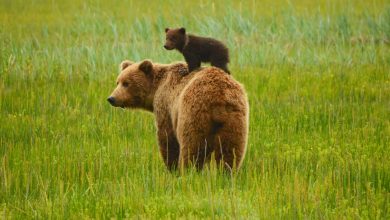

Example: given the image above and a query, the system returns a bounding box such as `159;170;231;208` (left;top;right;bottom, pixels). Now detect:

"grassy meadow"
1;0;389;218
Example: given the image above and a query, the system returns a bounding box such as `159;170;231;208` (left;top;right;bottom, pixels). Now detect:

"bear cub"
164;27;230;75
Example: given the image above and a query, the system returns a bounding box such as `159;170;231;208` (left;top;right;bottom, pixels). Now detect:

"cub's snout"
164;44;173;50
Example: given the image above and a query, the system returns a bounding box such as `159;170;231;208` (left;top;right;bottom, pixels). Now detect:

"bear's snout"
164;44;173;50
107;96;116;106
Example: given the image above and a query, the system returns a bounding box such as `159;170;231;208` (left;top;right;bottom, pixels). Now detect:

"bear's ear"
165;28;170;33
138;60;153;75
179;27;186;34
120;60;134;71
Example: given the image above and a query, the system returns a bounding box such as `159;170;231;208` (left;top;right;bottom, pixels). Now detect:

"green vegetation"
1;0;389;218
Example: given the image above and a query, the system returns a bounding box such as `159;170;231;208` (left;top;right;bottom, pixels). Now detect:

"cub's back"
187;35;229;57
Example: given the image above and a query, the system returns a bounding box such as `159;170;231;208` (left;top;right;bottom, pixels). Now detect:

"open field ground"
1;0;389;218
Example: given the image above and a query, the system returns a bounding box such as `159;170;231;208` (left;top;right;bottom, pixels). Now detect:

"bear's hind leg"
211;60;230;74
176;122;213;171
178;135;213;170
212;114;247;171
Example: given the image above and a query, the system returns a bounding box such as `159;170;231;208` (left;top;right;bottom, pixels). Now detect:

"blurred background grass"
1;0;389;218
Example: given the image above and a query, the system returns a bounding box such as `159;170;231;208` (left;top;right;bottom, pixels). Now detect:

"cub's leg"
211;60;230;74
184;53;201;73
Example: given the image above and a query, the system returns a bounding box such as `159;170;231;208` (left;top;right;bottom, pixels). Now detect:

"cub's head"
107;60;154;111
164;27;187;51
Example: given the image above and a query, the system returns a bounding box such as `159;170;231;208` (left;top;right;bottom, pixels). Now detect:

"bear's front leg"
157;129;180;171
184;53;201;73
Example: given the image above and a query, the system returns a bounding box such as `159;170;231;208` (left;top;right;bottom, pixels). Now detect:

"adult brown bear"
107;60;248;171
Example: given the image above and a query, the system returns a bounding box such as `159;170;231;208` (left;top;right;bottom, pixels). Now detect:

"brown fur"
164;27;230;74
108;60;248;172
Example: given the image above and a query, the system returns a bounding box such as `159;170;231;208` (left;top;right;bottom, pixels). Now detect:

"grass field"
1;0;389;218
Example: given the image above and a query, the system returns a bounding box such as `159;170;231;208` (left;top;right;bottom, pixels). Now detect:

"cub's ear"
138;60;153;75
120;60;134;71
179;27;186;34
165;28;170;33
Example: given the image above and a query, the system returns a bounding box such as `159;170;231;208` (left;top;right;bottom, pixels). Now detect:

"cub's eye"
123;82;129;87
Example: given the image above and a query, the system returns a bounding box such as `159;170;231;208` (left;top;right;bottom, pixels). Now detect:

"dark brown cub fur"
164;27;230;75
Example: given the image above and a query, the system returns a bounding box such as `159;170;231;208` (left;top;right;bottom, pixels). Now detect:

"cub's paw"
179;68;189;76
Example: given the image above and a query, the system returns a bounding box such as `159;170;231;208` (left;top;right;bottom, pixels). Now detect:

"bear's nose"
164;45;168;49
107;96;116;105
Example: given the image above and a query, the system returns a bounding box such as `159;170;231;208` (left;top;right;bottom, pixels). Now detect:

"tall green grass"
1;0;389;218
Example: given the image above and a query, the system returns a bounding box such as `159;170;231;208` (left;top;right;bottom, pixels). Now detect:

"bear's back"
174;67;247;124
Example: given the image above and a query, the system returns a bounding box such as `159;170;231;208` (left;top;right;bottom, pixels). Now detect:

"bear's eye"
123;82;129;87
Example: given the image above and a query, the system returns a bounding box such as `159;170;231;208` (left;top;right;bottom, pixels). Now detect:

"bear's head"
164;27;187;51
107;60;154;111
